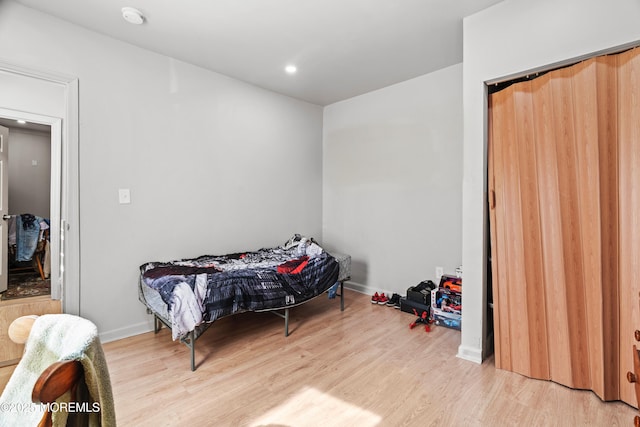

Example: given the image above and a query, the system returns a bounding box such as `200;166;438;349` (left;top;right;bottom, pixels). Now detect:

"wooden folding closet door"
618;47;640;406
488;47;640;406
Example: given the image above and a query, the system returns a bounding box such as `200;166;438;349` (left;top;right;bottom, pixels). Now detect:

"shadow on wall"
350;259;368;287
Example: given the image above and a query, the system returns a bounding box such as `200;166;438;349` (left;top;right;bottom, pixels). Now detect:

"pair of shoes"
371;292;389;305
385;293;401;309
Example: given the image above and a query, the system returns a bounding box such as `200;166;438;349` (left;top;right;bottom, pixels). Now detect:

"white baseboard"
99;319;154;343
344;281;395;298
457;344;483;364
343;281;369;294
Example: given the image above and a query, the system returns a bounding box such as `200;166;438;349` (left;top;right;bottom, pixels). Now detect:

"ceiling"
0;117;50;133
14;0;503;106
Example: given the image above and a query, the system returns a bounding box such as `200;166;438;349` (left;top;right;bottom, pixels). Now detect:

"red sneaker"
371;292;380;304
377;293;389;305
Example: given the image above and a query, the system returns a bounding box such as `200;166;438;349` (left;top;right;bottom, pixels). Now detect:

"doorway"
0;112;61;304
0;119;52;301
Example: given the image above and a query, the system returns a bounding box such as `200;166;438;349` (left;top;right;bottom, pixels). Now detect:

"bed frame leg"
284;308;289;337
154;315;161;333
340;281;344;311
189;330;196;371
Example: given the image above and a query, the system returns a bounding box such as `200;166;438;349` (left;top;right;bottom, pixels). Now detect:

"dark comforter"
140;238;340;339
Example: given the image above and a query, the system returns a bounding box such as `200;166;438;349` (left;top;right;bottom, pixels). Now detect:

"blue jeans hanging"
16;215;40;262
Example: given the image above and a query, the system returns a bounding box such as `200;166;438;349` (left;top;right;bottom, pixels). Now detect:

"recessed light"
285;65;297;74
122;7;145;25
16;120;26;124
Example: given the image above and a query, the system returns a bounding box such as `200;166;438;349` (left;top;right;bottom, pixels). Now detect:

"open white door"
0;125;8;294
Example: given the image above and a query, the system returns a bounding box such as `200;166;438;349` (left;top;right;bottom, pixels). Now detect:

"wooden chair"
32;361;85;427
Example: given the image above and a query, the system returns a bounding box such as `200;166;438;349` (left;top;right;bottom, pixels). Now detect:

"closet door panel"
618;47;640;406
487;97;506;370
530;73;572;385
501;88;528;376
594;55;620;400
491;86;532;376
548;67;591;389
513;84;549;379
571;59;606;395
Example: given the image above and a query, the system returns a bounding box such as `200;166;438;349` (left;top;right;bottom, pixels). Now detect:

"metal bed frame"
142;278;347;371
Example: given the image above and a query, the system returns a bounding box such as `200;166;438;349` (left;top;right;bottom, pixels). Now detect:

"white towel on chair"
0;314;116;426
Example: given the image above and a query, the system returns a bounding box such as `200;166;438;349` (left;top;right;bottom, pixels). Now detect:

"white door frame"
0;61;80;315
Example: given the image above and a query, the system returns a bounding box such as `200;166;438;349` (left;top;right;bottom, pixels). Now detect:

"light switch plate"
118;188;131;204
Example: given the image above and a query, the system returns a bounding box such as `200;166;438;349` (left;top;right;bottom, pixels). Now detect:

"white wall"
0;1;324;340
323;64;463;298
8;128;51;218
462;0;640;362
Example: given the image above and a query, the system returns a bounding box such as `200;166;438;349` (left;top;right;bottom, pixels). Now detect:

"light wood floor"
2;290;637;426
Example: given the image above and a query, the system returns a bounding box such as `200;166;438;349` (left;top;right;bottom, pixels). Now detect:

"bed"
138;235;351;370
